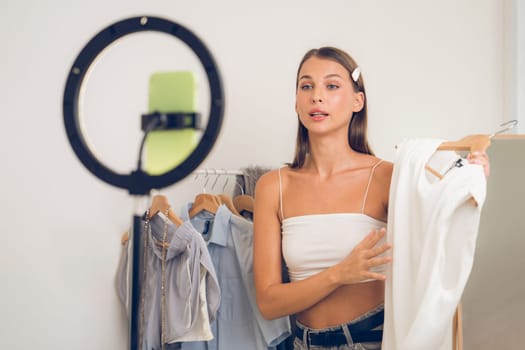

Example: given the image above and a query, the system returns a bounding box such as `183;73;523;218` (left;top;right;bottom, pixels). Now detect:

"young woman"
253;47;490;350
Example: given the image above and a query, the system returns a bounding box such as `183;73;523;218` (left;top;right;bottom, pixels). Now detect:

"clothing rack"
192;169;245;193
193;168;244;176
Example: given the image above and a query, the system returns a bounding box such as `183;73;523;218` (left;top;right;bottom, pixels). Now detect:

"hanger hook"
202;171;211;193
491;119;518;138
222;175;230;194
234;181;245;196
211;170;221;192
234;171;245;196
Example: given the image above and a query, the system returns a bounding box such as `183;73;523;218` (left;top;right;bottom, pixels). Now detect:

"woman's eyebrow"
298;73;344;80
325;73;344;79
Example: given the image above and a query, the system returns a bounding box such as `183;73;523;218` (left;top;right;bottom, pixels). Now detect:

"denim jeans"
292;304;383;350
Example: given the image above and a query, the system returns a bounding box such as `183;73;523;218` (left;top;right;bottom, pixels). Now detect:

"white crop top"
279;161;386;282
282;213;386;281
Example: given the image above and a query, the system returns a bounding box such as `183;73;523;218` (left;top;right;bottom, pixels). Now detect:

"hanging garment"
116;213;220;350
232;166;273;197
382;138;487;350
180;204;291;350
229;209;292;347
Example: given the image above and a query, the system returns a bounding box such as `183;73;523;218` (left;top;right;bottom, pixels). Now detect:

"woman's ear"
352;92;365;112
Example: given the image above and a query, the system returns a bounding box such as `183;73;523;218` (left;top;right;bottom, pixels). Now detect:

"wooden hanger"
426;134;492;179
189;193;221;218
230;179;253;215
453;303;463;350
149;194;183;226
425;135;492;208
215;175;243;216
189;193;244;218
438;119;518;152
121;194;183;245
190;169;252;218
233;194;254;214
148;194;184;248
121;231;130;245
437;134;491;153
217;193;242;216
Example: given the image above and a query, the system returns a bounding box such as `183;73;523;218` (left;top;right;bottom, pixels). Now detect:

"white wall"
503;0;524;133
2;0;511;349
517;0;525;132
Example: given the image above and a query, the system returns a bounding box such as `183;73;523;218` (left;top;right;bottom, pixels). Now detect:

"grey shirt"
116;213;220;350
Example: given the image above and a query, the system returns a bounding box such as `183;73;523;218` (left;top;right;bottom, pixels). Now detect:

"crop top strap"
361;159;384;213
278;167;284;221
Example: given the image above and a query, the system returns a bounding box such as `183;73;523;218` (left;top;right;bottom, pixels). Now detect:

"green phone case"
144;71;199;175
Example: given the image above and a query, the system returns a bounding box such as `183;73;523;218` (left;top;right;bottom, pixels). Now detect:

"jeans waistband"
294;309;384;347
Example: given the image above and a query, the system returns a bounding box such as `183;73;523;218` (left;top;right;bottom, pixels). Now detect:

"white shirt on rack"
382;138;486;350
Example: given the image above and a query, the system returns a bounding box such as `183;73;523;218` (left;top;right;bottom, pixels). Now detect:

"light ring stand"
63;15;224;195
62;16;224;350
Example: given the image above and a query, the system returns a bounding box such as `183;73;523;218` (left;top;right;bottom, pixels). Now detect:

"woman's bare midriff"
296;280;384;329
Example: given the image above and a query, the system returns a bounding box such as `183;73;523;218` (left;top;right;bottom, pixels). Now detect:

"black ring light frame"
63;15;224;195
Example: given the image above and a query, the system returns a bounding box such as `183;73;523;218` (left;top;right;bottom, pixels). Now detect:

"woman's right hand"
333;228;392;284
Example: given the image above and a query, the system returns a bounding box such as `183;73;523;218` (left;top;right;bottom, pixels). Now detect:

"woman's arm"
253;170;391;320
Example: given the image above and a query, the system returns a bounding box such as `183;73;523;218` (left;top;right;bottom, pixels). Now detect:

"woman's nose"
312;91;323;103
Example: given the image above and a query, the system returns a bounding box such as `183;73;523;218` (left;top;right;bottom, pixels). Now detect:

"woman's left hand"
467;151;490;177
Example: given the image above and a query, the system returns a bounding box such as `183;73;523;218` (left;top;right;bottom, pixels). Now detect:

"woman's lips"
309;111;329;121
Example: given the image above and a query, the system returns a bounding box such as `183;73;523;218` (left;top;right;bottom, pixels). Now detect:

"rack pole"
129;213;143;349
128;196;148;350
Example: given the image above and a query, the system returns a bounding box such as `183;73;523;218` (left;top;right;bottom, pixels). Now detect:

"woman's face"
295;56;363;136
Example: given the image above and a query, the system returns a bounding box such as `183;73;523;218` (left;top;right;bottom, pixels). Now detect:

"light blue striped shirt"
180;204;291;350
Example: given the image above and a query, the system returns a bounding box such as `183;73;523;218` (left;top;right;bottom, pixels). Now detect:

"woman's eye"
327;84;339;90
300;84;313;90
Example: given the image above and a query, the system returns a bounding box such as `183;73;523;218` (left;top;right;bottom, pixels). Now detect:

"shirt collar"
182;202;232;247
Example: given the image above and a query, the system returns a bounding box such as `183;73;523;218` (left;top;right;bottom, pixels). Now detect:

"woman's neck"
305;135;361;177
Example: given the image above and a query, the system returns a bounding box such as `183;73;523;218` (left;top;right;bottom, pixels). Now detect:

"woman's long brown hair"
289;47;373;168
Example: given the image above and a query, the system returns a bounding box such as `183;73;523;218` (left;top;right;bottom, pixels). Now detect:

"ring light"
63;16;224;194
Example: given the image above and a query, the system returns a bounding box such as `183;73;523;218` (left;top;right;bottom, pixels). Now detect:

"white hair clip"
351;67;361;82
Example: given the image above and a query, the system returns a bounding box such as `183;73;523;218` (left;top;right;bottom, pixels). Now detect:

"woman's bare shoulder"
361;155;393;177
374;157;394;184
374;159;394;205
255;166;289;193
254;166;290;216
375;159;393;182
